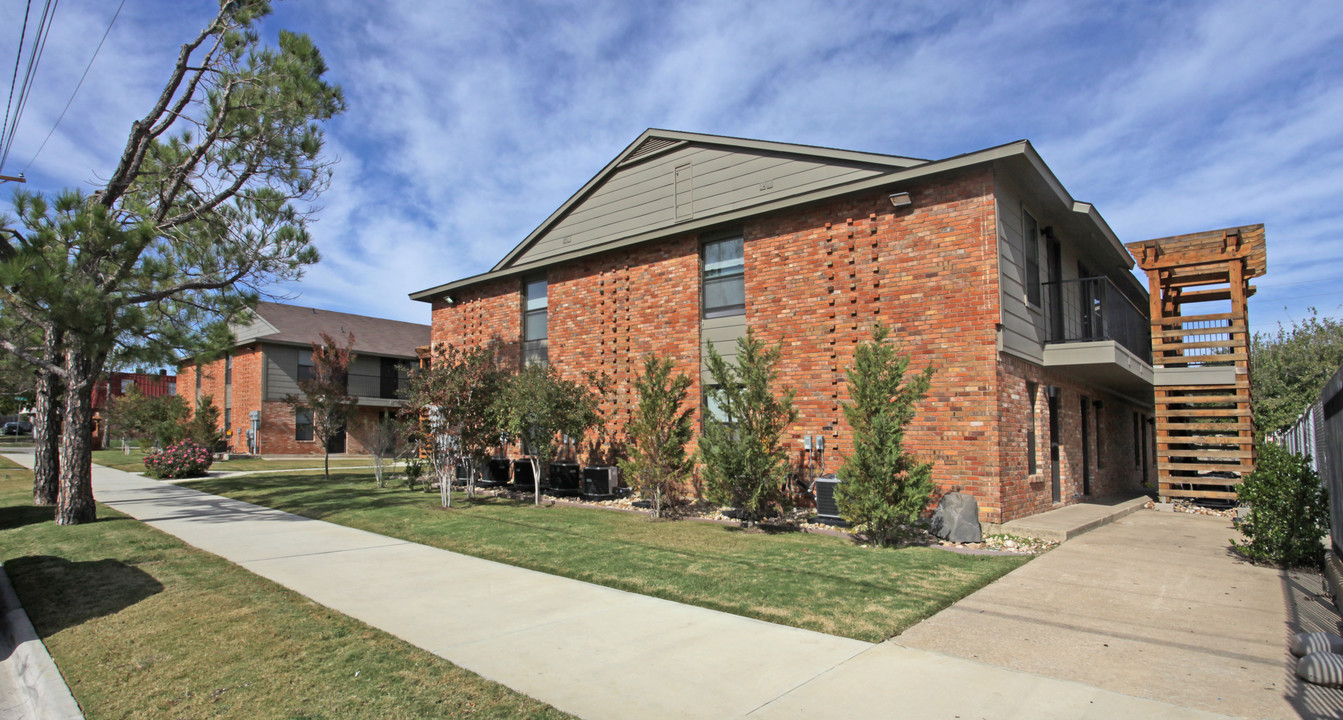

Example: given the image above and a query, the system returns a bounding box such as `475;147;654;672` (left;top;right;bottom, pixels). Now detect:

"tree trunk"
32;328;64;506
323;447;330;481
532;458;541;506
56;340;96;525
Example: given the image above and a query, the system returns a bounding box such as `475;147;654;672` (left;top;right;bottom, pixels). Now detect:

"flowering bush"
144;440;214;479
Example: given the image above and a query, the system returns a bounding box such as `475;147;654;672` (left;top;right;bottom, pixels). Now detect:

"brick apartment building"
92;370;177;449
178;302;430;456
411;130;1159;524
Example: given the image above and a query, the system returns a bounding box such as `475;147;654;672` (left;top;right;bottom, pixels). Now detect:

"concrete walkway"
3;455;1233;719
986;492;1151;542
899;510;1338;719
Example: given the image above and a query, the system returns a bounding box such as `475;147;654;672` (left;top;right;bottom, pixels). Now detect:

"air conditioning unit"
480;458;511;486
513;459;538;489
582;465;619;498
454;462;471;486
549;462;582;495
810;474;844;524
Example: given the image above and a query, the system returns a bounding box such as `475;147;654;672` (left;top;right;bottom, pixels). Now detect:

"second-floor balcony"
1040;276;1153;394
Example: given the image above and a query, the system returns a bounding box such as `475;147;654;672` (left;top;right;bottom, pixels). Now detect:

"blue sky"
2;0;1341;337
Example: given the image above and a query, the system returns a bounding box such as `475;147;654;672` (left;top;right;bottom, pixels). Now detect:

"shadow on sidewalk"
1281;570;1343;719
5;555;163;638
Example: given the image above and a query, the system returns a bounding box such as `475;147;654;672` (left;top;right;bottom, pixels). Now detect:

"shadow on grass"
5;555;164;636
0;503;53;530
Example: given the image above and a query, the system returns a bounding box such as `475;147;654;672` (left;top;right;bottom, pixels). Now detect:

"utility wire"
0;0;60;174
1;0;35;165
22;0;125;173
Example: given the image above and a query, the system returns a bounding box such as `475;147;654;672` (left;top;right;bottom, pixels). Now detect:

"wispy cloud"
4;0;1342;336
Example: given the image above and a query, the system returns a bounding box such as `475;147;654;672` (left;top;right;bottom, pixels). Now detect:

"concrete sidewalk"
900;510;1333;719
3;454;1230;719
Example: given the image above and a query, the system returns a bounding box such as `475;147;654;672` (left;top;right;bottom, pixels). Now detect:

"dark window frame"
1023;208;1042;309
295;408;313;442
297;351;315;382
522;276;548;365
702;234;745;319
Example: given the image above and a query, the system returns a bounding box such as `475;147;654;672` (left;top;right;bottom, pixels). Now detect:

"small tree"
285;332;357;480
400;344;507;507
834;323;936;546
700;330;797;526
1234;442;1330;568
1251;309;1343;436
347;414;403;488
105;386;190;450
183;394;225;451
494;363;602;506
621;355;695;518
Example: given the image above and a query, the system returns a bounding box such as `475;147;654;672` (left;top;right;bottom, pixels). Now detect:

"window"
703;235;745;318
195;367;201;400
522;277;548;365
1023;210;1041;308
295;409;313;442
298;351;314;382
225;354;233;385
1026;381;1038;475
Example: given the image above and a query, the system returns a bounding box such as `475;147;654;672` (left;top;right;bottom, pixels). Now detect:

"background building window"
703;236;745;318
1023;210;1041;308
523;277;548;365
298;351;314;382
295;409;313;441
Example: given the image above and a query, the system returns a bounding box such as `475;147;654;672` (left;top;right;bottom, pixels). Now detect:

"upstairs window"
703;235;745;318
1023;210;1042;308
225;354;233;386
523;277;548;365
298;351;314;382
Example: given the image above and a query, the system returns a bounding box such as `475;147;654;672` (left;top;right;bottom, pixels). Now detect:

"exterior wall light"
888;192;912;208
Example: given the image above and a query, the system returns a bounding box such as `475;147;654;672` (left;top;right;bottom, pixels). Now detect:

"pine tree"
835;323;935;546
700;330;796;526
621;354;694;518
0;2;343;524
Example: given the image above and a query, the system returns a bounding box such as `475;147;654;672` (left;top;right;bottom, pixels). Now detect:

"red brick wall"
426;166;1146;522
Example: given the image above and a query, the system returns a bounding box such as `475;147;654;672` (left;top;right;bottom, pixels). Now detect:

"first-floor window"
295;409;313;441
1026;381;1038;475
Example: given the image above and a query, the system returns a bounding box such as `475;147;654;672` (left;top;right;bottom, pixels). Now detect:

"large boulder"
929;492;983;543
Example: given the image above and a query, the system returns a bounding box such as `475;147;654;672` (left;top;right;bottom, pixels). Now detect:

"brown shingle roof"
233;302;430;359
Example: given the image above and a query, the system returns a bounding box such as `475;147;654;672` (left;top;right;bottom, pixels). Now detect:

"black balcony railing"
1042;276;1151;361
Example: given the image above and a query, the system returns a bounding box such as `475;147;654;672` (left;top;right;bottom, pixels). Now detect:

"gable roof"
410;130;1132;301
230;302;430;359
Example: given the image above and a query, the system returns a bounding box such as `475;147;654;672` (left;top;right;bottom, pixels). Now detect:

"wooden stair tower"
1126;225;1266;502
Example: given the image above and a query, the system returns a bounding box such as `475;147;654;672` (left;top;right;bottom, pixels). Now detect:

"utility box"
481;458;511;486
582;465;619;498
810;474;844;524
549;462;582;495
513;459;538;489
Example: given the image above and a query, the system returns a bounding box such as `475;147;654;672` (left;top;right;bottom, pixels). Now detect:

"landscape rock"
1291;631;1343;657
929;492;983;544
1297;652;1343;687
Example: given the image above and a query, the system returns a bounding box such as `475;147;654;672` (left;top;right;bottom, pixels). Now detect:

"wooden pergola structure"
1126;225;1266;502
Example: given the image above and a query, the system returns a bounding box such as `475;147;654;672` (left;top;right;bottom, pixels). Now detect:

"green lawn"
0;457;570;720
184;470;1030;642
92;449;380;473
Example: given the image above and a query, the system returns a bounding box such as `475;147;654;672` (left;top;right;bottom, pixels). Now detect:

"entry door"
1048;390;1061;503
1080;397;1092;496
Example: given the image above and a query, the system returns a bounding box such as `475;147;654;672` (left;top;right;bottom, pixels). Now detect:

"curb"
0;563;84;720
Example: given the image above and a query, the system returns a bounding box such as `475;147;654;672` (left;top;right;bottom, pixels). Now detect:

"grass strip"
0;457;571;720
91;449;378;473
185;469;1030;642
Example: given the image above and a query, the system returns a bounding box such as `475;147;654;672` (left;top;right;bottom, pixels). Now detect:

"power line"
21;0;126;173
1;0;35;164
0;0;60;174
